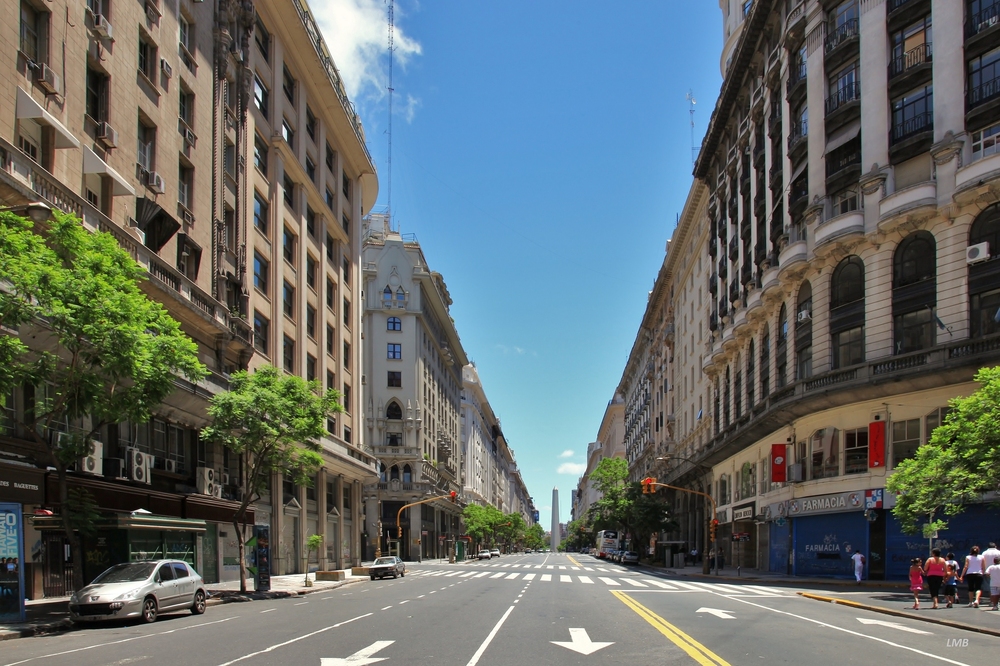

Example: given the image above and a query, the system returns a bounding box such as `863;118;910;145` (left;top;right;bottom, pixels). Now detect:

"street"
2;553;998;666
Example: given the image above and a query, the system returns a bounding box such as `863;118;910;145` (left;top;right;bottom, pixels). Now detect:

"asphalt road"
2;553;999;665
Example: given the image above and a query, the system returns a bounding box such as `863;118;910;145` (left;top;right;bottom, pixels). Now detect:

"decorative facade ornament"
859;163;888;197
930;131;964;167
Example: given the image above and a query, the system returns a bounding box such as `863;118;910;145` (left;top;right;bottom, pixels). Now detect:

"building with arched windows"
621;0;1000;579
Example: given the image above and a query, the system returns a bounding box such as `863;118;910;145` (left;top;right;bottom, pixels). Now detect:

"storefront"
883;503;1000;581
0;463;45;611
787;490;868;579
767;502;791;575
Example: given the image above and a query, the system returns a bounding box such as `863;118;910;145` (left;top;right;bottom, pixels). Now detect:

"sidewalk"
652;561;1000;638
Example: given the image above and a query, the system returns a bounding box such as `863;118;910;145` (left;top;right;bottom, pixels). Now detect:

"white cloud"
558;450;574;459
312;0;423;105
557;462;586;476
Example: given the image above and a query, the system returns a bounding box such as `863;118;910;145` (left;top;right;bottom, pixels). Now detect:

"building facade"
573;394;625;524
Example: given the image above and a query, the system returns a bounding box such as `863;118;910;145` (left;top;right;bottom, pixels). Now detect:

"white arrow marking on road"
856;618;933;635
551;628;614;655
321;640;395;665
696;607;736;619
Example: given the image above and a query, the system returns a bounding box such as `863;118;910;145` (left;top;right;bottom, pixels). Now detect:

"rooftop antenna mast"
386;0;395;228
686;90;697;166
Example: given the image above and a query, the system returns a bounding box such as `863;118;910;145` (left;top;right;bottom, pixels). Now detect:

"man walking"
982;542;1000;565
851;550;866;583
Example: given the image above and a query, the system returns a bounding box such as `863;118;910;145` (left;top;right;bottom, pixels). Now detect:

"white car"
490;549;500;558
477;550;491;560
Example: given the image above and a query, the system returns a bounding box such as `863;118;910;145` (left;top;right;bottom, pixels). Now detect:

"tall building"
360;216;467;560
551;487;560;552
574;393;625;523
624;0;1000;580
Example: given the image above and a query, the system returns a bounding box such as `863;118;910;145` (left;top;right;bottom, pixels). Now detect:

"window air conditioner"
787;462;803;483
196;466;215;495
148;171;166;194
967;242;990;265
164;459;177;474
182;128;196;146
797;310;811;323
97;122;119;148
94;15;114;41
160;58;172;78
79;440;103;475
37;64;60;95
126;447;151;484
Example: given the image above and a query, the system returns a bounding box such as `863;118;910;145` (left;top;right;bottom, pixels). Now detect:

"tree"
0;211;206;592
524;523;546;550
565;518;593;552
304;534;324;586
623;484;677;558
462;503;504;550
888;366;1000;535
586;457;631;533
202;365;341;592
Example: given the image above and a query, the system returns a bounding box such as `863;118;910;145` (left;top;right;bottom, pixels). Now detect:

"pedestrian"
924;548;946;609
944;561;959;608
982;542;1000;565
986;556;1000;611
851;550;866;583
960;545;986;608
909;558;924;610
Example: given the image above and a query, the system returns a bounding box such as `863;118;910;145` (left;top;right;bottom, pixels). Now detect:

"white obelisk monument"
551;487;561;552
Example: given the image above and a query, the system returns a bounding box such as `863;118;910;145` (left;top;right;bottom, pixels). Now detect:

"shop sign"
733;505;755;521
0;464;45;505
788;491;865;517
0;502;25;622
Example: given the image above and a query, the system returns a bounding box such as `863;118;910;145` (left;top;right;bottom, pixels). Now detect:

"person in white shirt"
961;545;986;607
982;542;1000;566
851;550;865;583
985;556;1000;611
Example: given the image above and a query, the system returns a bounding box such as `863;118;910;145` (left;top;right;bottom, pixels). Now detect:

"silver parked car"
69;560;207;623
369;556;406;580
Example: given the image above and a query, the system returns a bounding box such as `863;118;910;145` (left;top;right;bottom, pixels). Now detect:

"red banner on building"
869;421;886;468
771;444;787;482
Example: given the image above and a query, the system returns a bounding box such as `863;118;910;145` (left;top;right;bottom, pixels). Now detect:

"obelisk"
551;487;560;552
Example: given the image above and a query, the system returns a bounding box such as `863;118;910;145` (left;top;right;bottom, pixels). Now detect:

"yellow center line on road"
612;591;731;666
567;555;582;567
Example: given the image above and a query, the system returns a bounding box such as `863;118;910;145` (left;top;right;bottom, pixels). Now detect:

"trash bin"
673;553;685;569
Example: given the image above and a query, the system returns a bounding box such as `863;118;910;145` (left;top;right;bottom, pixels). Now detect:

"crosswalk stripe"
583;567;594;571
579;576;594;584
560;575;572;583
571;566;580;570
599;577;620;586
460;572;476;578
505;573;519;580
669;580;705;591
444;572;460;577
558;566;566;570
643;579;678;589
547;565;554;570
490;572;505;579
541;574;552;581
715;583;753;594
474;572;489;578
627;579;648;587
745;584;786;595
523;573;536;580
596;567;610;572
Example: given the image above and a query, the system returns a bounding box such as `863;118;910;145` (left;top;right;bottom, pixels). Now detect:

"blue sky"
317;1;723;529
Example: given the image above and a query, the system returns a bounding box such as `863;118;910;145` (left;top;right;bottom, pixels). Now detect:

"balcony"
815;211;864;249
888;0;930;30
825;83;861;121
785;1;806;42
729;237;740;260
826;140;862;192
745;287;764;319
709;273;719;294
966;2;1000;40
709;236;718;257
786;61;807;105
955;142;1000;196
768;110;783;137
878;181;937;229
889;43;932;89
769;163;783;189
788;178;809;215
371;444;421;458
778;237;808;275
787;119;808;161
729;280;741;304
718;257;728;279
967;75;1000;130
891;111;933;145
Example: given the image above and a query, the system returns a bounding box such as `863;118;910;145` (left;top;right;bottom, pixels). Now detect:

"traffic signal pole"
395;492;459;560
643;478;719;576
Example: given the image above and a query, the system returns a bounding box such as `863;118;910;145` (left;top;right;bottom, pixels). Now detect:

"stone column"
335;474;345;569
930;0;965;143
317;467;328;571
353;479;362;566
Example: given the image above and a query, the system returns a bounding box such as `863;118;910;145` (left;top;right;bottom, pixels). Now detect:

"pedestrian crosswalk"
405;569;790;596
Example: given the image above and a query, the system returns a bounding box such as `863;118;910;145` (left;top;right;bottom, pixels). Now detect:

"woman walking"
960;545;986;608
909;558;925;610
924;548;947;609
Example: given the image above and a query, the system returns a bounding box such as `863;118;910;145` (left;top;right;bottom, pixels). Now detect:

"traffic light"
642;477;656;494
709;518;719;541
397;525;403;538
449;491;457;503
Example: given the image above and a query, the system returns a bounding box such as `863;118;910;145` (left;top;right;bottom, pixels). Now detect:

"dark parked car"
69;560;207;623
369;556;406;580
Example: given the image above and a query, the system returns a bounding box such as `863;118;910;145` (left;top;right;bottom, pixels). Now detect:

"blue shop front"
769;490;871;580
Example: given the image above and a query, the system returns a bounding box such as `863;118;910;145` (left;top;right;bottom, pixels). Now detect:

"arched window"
969;204;1000;338
893;231;937;354
390;465;400;481
796;282;813;380
402;464;412;483
831;256;865;368
386;402;402;420
379;462;387;483
387;316;401;331
396;287;405;302
724;366;731;427
383;285;392;301
734;354;742;419
747;339;756;407
760;328;770;397
718;474;730;505
776;304;789;387
809;427;840;480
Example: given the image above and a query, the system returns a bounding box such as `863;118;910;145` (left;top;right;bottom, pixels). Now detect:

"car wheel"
400;571;405;578
191;590;207;615
393;572;398;579
141;597;158;623
370;575;376;580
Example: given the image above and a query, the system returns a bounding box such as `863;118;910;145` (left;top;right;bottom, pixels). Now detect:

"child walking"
944;561;959;608
909;557;925;610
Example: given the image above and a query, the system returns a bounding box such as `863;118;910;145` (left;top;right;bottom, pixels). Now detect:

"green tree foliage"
584;457;675;558
203;365;341;592
0;211;205;591
524;523;546;550
564;518;593;552
888;366;1000;535
462;503;504;550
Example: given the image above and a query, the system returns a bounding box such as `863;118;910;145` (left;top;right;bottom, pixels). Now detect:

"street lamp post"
655;456;716;575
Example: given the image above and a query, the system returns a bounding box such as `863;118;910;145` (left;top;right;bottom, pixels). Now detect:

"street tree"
623;483;677;558
0;211;206;592
565;518;592;552
586;457;631;532
202;365;341;592
524;523;546;550
498;512;525;551
888;365;1000;535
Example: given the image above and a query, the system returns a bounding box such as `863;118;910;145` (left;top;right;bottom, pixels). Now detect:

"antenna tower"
386;0;395;222
686;90;697;166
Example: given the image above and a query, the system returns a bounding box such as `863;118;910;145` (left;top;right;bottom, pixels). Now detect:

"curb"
798;592;1000;638
0;620;73;641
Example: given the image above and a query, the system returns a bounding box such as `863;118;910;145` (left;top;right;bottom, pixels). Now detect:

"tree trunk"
233;516;247;594
57;466;86;593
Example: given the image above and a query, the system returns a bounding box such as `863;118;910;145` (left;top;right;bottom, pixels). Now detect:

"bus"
595;530;619;559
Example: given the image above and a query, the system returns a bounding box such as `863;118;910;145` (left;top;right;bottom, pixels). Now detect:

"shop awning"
83;146;135;197
31;513;207;533
16;87;80;149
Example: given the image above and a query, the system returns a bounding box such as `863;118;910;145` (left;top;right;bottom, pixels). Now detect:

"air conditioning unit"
212;484;224;498
222;472;231;486
182;128;196;146
967;242;990;265
93;14;114;41
196;466;215;495
79;440;103;475
126;447;151;484
36;64;60;95
103;457;126;479
97;122;118;148
797;310;812;323
164;459;177;474
787;462;803;483
160;58;172;78
148;171;165;194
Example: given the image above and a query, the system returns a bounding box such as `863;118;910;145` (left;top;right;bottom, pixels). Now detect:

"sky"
314;1;724;530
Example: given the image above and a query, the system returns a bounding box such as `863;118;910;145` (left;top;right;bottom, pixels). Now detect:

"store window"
810;427;840;479
891;418;921;467
843;427;868;475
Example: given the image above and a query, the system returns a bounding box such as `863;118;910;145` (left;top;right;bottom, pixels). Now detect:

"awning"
825;120;861;154
135;197;180;253
83;146;135;196
31;513;207;533
16;87;80;149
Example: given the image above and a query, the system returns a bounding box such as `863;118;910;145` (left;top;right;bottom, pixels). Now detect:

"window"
306;304;316;338
223;141;236;178
844;427;868;475
326;143;334;170
281;118;294;148
402;464;412;483
387;343;401;360
344;426;352;444
396;288;405;303
306;207;317;238
343;298;350;327
254;16;270;61
327;370;335;391
326;277;335;310
342;214;350;236
306;156;316;183
253;191;269;234
388;371;401;388
179;15;193;54
795;282;813;380
746;339;755;407
759;329;770;397
343;342;350;370
387;316;401;331
925;406;951;444
343;257;350;284
20;1;46;63
890;16;932;78
832;186;859;216
306;354;316;382
326;324;334;356
968;45;1000;109
973;121;1000;161
137;120;155;171
343;384;351;412
342;173;351;199
306;107;316;140
178;88;195;129
178;164;193;209
326;187;335;210
306;255;317;288
283;281;295;318
253;75;269;119
810;427;840;480
254;311;270;353
830;256;865;367
891;418;920;467
891;85;933;143
283;228;296;263
86;66;109;122
326;232;335;261
386;402;402;419
253;255;270;295
739;462;756;499
282;65;296;103
776;304;788;387
282;336;295;373
827;63;859;113
138;33;157;80
833;327;864;368
254;134;268;172
717;474;730;506
283;174;295;208
892;231;936;353
894;308;935;353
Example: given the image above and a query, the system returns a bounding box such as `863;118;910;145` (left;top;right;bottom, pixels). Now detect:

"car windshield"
92;562;158;584
373;558;395;565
